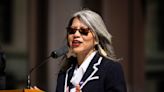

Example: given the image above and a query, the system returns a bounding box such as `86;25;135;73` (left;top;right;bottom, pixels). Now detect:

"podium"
0;89;44;92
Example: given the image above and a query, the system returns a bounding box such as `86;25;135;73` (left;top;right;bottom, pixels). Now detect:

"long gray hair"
60;10;118;71
67;9;117;61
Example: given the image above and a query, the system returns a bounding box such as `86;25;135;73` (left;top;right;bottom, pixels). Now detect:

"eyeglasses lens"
67;27;90;36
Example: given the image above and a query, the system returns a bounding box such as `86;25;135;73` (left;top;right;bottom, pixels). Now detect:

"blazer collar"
80;52;101;81
80;52;103;89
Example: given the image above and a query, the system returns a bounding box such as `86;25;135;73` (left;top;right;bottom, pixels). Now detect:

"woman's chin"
72;48;84;54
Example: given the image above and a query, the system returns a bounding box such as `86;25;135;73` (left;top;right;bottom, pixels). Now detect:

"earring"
94;41;98;45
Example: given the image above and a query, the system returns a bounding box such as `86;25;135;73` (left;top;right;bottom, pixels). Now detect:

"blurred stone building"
0;0;163;92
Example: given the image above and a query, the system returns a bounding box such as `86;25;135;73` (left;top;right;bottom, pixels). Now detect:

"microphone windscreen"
51;45;68;58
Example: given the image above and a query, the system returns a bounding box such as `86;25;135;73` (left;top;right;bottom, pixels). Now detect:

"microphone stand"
26;45;68;88
27;56;51;89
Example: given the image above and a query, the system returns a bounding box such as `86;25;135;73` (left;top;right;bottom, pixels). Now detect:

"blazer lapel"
64;64;76;92
80;53;103;89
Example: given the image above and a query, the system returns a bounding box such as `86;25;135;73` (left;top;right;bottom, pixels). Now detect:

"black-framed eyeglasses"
66;27;91;36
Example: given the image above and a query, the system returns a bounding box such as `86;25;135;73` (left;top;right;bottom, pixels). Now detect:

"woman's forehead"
71;17;88;28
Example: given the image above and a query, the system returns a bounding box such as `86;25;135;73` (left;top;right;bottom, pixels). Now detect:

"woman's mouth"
72;40;82;47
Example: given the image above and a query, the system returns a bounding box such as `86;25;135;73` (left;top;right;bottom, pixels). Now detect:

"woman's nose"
73;30;81;37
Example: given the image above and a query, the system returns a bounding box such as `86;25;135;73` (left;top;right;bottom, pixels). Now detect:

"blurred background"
0;0;163;92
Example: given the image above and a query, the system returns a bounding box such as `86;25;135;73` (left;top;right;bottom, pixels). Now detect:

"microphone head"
51;45;68;58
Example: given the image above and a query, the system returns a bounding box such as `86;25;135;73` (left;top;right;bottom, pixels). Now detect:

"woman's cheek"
67;36;72;47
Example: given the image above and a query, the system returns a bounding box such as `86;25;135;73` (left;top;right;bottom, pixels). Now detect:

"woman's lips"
72;40;82;47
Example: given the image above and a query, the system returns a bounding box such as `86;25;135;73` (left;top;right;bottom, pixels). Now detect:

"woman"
56;9;127;92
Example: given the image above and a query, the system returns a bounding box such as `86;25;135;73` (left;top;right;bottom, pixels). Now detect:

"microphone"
50;45;68;58
27;45;68;88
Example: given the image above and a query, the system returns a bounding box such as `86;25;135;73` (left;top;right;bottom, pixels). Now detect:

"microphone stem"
27;74;31;89
26;56;51;88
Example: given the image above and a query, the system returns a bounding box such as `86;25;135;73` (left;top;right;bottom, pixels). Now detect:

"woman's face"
67;17;96;55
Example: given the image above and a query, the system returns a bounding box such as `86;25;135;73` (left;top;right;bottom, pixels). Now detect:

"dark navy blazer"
56;52;127;92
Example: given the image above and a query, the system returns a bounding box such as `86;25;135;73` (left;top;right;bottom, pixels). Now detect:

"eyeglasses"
67;27;91;36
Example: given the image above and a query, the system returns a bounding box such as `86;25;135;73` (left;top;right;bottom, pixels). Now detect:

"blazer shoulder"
100;57;123;71
100;57;127;92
